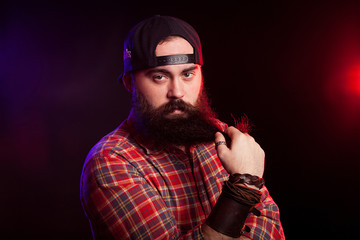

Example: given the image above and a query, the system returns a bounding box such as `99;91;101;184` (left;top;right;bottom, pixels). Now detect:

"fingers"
214;127;242;151
216;126;265;177
215;126;250;154
215;132;226;145
215;132;229;152
225;126;244;147
225;126;243;139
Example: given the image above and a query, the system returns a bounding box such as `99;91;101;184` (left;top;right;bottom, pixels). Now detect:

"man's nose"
167;78;184;99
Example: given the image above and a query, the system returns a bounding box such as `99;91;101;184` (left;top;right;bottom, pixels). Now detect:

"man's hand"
215;127;264;178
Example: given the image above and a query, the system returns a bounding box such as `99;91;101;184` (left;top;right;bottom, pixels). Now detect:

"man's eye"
153;75;166;81
183;72;194;79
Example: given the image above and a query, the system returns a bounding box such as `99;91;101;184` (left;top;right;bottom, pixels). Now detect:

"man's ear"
122;72;133;92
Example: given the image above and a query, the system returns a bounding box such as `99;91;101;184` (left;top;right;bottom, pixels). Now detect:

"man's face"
132;37;203;117
127;36;219;146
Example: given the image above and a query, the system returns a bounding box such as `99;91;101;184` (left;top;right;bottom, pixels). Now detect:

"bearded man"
80;15;285;239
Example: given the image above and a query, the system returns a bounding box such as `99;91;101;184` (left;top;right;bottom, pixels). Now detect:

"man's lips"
171;109;184;114
166;105;185;113
165;107;188;118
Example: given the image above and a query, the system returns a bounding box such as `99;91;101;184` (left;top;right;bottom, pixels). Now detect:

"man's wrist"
205;176;262;238
205;192;252;238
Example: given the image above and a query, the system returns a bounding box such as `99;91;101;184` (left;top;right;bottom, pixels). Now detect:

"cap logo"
156;54;195;66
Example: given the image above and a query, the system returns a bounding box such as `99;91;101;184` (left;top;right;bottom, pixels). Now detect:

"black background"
1;0;360;239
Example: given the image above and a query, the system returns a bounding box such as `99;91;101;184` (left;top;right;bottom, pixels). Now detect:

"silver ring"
215;141;227;147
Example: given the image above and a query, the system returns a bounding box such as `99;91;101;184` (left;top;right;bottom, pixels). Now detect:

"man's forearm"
202;224;251;240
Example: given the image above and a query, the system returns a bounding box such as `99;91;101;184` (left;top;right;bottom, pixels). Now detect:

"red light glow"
347;64;360;95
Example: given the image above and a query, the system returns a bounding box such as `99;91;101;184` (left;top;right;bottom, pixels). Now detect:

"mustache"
159;99;197;115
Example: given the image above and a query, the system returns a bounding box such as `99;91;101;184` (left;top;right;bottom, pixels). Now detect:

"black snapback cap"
121;15;203;77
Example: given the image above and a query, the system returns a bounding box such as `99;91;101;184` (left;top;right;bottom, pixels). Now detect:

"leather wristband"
205;192;251;238
230;173;265;189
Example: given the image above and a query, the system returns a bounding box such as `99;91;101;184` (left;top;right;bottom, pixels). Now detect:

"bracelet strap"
223;181;261;206
205;192;251;238
229;173;265;189
205;178;262;238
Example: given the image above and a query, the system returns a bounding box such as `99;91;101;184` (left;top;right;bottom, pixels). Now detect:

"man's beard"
131;88;221;147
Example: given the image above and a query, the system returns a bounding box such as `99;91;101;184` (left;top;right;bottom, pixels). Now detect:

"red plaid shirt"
80;119;285;239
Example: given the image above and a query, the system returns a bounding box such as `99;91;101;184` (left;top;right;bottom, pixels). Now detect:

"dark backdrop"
1;1;359;239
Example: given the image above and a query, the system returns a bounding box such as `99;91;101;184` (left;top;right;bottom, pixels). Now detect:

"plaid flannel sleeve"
242;186;286;239
80;152;205;240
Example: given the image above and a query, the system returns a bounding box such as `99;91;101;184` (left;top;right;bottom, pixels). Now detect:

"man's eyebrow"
145;65;199;76
145;68;171;75
181;66;198;73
